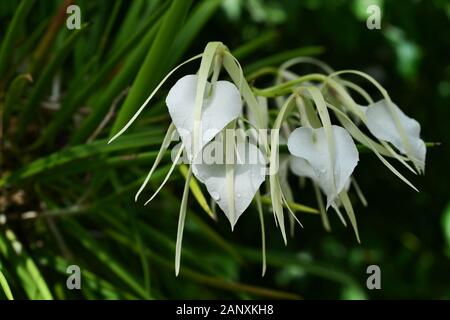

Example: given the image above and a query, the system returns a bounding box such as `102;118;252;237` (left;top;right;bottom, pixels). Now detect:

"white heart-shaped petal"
290;153;351;208
361;99;426;170
289;156;317;182
192;141;266;228
287;125;359;207
165;74;242;159
289;157;352;192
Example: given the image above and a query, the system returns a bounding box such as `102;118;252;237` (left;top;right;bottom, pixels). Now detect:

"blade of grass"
160;190;246;265
96;0;123;60
16;26;87;141
260;195;318;214
2;74;33;132
167;0;222;66
0;131;163;186
0;0;35;84
111;0;148;52
232;30;277;60
29;0;74;75
243;46;324;75
38;253;139;299
108;227;302;299
0;268;14;300
61;219;151;299
0;229;53;299
67;8;167;145
109;172;151;298
110;0;193;136
237;245;362;289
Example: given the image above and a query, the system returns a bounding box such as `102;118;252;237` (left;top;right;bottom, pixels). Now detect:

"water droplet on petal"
211;191;220;201
236;193;241;198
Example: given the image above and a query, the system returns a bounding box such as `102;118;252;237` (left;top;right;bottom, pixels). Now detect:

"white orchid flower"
165;73;268;229
107;42;273;275
287;125;359;209
359;99;426;172
192;140;266;229
106;40;431;275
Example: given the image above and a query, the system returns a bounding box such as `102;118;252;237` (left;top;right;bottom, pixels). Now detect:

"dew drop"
236;193;241;198
211;191;220;201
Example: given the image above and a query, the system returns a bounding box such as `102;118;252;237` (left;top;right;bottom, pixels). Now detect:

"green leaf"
0;0;35;80
110;0;193;136
168;0;222;66
232;30;277;60
244;46;324;75
61;219;151;299
0;229;53;299
2;73;33;131
16;26;87;141
0;268;14;300
47;4;168;146
0;131;163;186
442;202;450;257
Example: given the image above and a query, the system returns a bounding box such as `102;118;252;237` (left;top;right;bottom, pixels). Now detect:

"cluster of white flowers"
109;42;426;275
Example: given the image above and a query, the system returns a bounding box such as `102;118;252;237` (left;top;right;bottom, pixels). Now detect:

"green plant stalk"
37;3;169;147
111;0;148;52
39;254;139;299
0;229;53;299
110;0;193;137
11;18;48;73
0;0;35;83
237;245;362;289
244;46;324;75
107;174;152;298
98;205;223;277
15;27;86;141
260;195;318;214
0;269;14;300
2;73;33;132
67;14;166;145
129;208;152;298
71;0;216;145
29;0;74;75
107;229;302;299
0;131;163;186
278;142;439;154
253;73;327;97
167;0;222;67
96;0;123;60
232;30;277;60
61;219;151;299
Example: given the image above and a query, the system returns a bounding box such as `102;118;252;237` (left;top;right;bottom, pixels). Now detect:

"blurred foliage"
0;0;449;299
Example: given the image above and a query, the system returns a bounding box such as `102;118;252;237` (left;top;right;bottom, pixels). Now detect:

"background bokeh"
1;0;449;299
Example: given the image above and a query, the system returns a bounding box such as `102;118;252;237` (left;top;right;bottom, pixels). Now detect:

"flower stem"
253;73;327;97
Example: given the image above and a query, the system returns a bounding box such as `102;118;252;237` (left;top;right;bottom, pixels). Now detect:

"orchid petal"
192;141;265;228
165;74;242;159
289;156;317;182
287;125;359;208
362;99;426;171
